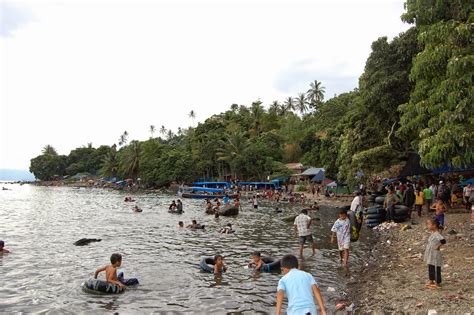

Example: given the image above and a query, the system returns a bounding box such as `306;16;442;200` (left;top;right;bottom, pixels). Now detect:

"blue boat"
193;182;231;189
177;186;238;199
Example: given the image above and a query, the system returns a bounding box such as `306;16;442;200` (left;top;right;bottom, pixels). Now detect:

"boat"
177;186;238;199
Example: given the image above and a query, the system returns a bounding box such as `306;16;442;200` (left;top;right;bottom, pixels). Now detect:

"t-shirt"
294;214;312;237
423;188;433;200
463;186;473;197
277;269;317;315
415;191;424;205
385;193;399;208
350;196;362;212
424;231;445;266
331;218;351;246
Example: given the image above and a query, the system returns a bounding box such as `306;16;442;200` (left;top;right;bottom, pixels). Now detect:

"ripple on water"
0;184;373;313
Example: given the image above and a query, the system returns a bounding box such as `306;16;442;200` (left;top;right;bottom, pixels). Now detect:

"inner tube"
260;256;281;272
375;196;386;205
219;206;239;216
83;279;123;294
366;208;386;215
199;256;215;273
168;209;183;214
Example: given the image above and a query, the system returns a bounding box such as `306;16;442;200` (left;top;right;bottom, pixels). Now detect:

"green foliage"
399;0;473;167
30;154;67;180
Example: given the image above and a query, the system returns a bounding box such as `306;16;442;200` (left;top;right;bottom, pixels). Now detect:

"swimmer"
169;200;177;211
214;254;227;274
133;205;142;212
221;223;234;234
178;221;184;228
0;240;11;253
248;251;266;271
176;199;183;213
187;220;204;229
275;207;282;213
94;253;125;290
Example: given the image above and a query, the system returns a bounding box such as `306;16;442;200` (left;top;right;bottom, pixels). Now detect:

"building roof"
302;167;325;176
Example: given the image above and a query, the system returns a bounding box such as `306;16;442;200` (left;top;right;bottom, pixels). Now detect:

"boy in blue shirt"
276;254;327;315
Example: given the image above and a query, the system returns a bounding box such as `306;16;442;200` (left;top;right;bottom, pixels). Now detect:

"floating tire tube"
83;279;123;294
394;208;409;216
199;256;216;273
366;213;386;220
375;196;386;205
366;218;383;225
366;208;386;215
260;257;281;272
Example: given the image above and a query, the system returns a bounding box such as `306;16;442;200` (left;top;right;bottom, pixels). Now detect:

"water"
0;184;371;313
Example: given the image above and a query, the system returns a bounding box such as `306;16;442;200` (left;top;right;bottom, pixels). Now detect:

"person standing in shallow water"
294;209;316;258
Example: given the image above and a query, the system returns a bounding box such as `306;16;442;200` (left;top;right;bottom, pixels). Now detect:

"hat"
439;180;443;184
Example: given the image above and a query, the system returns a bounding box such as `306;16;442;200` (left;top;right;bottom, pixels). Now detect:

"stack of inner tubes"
365;205;386;228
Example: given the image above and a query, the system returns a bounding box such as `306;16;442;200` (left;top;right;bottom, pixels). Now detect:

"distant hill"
0;169;35;181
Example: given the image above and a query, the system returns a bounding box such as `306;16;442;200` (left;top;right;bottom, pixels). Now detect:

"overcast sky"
0;0;410;170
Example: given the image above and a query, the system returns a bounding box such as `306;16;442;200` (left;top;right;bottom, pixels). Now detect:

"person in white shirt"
463;183;473;210
294;209;316;258
350;191;363;212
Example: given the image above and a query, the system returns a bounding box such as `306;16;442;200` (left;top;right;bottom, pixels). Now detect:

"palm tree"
250;101;264;137
269;101;280;114
119;141;141;179
118;131;129;146
167;130;174;140
306;80;326;109
160;125;167;137
189;110;196;126
216;132;248;178
177;127;183;136
101;145;119;177
42;144;58;155
149;125;155;138
296;92;309;116
283;96;295;113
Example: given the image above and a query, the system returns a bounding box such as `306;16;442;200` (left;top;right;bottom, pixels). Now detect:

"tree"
42;145;58;156
167;130;174;140
149;125;155;138
398;0;473;167
283;97;295;113
118;131;129;146
295;92;309;116
189;110;196;126
250;101;264;137
119;141;141;179
216;132;249;178
160;125;167;137
306;80;325;110
100;145;119;178
30;154;67;180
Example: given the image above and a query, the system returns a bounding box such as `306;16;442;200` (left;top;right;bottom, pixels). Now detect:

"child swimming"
213;254;227;274
220;223;234;234
94;253;125;290
248;251;266;271
0;240;10;253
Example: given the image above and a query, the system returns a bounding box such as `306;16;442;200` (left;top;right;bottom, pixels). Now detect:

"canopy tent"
310;170;325;182
301;167;325;177
326;181;337;188
237;182;279;189
399;153;474;177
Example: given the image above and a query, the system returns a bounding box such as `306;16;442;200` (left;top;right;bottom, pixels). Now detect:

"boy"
248;251;266;271
213;254;227;274
94;253;125;290
294;209;316;258
178;221;184;228
434;199;447;228
331;209;351;266
276;254;327;315
0;240;10;253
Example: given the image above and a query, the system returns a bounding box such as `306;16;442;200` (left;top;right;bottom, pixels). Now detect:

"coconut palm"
269;101;280;114
283;96;295;112
250;101;264;137
42;144;58;155
306;80;326;108
167;130;174;140
160;125;167;137
149;125;155;138
100;145;119;177
119;141;141;179
296;92;309;116
189;110;196;126
216;132;248;178
118;131;129;146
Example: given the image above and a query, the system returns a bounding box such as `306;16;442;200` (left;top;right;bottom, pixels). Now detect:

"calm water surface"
0;184;371;313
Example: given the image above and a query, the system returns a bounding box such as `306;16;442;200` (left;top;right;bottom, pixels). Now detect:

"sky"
0;0;410;170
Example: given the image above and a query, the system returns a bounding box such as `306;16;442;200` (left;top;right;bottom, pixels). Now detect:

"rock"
73;238;102;246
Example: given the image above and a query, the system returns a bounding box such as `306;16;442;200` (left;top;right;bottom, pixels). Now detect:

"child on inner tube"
248;251;267;271
94;253;125;290
214;254;227;274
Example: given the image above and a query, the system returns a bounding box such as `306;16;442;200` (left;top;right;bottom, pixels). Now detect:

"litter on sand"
373;222;399;231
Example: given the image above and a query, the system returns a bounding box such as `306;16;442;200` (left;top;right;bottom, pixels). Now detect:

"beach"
348;211;474;314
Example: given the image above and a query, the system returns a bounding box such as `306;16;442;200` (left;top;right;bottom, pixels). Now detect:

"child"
276;254;327;315
220;223;234;234
424;218;446;289
331;209;351;266
213;254;227;274
94;253;125;290
178;221;184;228
248;251;265;271
435;199;447;228
0;240;10;253
414;187;425;217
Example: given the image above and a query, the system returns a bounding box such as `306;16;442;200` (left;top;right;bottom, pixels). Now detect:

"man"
423;185;433;212
384;187;400;222
464;183;473;210
403;184;416;217
294;209;316;258
350;191;363;212
438;181;451;208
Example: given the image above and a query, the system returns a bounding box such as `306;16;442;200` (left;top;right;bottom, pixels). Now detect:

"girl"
424;218;446;289
213;254;227;274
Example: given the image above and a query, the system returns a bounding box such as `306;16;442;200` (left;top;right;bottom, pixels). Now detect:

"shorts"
299;234;313;245
338;241;350;251
253;205;258;209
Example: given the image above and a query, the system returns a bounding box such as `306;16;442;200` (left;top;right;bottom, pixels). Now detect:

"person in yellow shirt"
414;187;425;217
450;193;458;208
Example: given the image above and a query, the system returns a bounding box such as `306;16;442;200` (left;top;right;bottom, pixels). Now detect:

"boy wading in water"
94;253;125;290
276;254;327;315
331;209;351;266
424;218;446;289
294;209;316;258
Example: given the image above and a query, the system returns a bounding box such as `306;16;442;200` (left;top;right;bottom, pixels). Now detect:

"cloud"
273;59;359;99
0;1;33;37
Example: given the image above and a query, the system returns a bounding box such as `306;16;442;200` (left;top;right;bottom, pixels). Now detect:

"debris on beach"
373;222;398;231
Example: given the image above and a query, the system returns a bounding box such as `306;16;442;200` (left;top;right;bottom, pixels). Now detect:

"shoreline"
347;211;474;314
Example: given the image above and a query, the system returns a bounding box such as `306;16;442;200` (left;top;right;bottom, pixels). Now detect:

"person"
0;240;11;253
384;187;400;222
311;185;316;197
450;193;458;208
414;187;424;217
252;196;258;209
434;199;447;228
248;251;267;271
205;199;213;214
223;194;230;205
463;183;473;210
276;254;327;315
234;198;241;209
213;254;227;274
437;181;451;208
132;205;142;212
294;209;316;258
404;184;416;217
423;185;434;212
178;221;184;228
316;185;321;197
176;199;183;213
94;253;125;290
169;200;177;211
331;209;351;266
187;220;198;229
310;201;319;210
424;218;446;289
350;192;363;212
221;223;234;234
